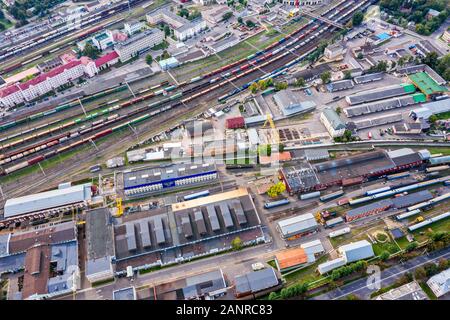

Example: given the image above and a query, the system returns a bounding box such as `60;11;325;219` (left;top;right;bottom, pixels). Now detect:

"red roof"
95;51;119;68
18;60;82;91
225;116;245;129
0;84;20;98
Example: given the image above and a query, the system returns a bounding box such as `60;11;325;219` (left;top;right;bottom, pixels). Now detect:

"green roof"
409;72;447;96
412;93;426;103
400;83;416;94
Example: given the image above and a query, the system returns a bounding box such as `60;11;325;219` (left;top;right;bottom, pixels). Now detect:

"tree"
320;71;331;84
295;77;306;87
267;182;286;198
424;263;439;277
164;25;171;37
237;17;243;24
336;107;342;115
231;236;243;250
268;292;279;300
274;82;288;91
249;82;259;93
357;52;364;59
405;241;418;252
223;12;233;21
161;50;170;60
82;43;101;59
429;115;438;124
438;258;448;271
246;20;256;28
380;251;390;261
343;70;352;80
145;54;153;65
352;11;364;26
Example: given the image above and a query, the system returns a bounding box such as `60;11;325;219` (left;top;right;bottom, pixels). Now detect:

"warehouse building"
426;268;450;298
234;268;281;299
273;89;316;117
3;183;92;218
338;240;374;263
326;79;354;92
345;84;416;105
115;28;164;62
317;257;346;275
300;239;325;263
85;208;115;284
409;72;447;99
353;72;384;84
345;199;393;222
123;163;218;197
275;247;308;272
410;99;450;121
320;107;346;137
277;213;318;239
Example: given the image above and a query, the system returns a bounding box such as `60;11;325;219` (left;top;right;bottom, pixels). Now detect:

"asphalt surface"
313;246;450;300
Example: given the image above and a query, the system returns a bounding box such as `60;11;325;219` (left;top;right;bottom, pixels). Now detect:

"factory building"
114;28;164;62
338;240;374;263
0;222;78;300
3;183;92;218
123;163;218;197
146;9;207;41
276;213;318;239
234;268;281;299
85;208;115;284
281;148;427;194
114;188;265;272
426;268;450;298
320;107;346;137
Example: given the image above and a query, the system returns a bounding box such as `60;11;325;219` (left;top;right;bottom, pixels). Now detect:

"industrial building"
149;269;227;300
234;268;281;299
326;80;354;92
281;148;427;194
317;257;346;274
275;247;308;272
114;188;264;272
0;222;78;299
3;183;92;218
277;213;318;239
345;199;393;222
426;268;450;298
409;72;447;99
338;240;374;263
300;239;325;263
85;208;115;284
123;163;218;197
410;99;450;121
320;107;346;137
273;89;316;117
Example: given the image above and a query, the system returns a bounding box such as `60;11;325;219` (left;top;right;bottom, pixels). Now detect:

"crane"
116;197;124;217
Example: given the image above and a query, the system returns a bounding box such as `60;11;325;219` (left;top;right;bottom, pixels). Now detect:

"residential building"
115;28;164;62
320;107;346;137
146;8;207;41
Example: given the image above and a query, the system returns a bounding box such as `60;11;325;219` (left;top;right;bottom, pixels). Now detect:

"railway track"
0;0;374;176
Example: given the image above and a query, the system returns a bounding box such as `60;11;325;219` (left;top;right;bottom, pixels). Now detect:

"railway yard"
0;0;449;302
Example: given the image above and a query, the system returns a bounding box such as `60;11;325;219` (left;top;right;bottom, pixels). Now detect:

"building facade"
320;107;346;137
115;28;164;62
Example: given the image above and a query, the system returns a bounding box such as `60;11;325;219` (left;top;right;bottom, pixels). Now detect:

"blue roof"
377;32;391;41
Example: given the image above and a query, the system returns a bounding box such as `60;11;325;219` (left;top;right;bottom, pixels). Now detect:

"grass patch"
283;255;328;285
418;281;437;300
427;147;450;156
411;216;450;243
267;259;277;269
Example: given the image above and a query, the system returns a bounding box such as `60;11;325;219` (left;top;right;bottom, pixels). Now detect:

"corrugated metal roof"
277;213;317;236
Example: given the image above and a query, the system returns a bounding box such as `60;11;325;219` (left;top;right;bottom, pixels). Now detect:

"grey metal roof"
278;213;318;237
353;113;403;129
181;213;193;238
206;205;221;231
154;217;166;244
354;72;384;84
346;199;393;218
113;287;136;300
322;108;345;130
139;220;152;248
85;208;114;260
235;268;279;294
218;203;233;228
345;84;410;105
230;199;247;225
392;190;432;208
327;79;354;92
194;210;207;235
125;223;137;251
344;95;416;118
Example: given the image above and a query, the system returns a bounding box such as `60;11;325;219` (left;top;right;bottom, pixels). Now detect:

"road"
313;246;450;300
55;241;281;300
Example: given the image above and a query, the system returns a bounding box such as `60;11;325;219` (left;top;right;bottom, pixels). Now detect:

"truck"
89;164;101;173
